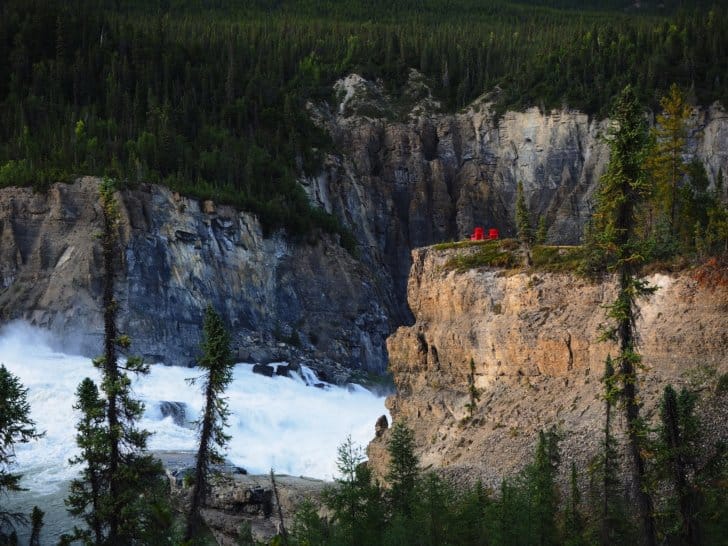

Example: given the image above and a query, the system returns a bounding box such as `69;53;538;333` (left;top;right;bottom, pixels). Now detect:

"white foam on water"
0;321;389;494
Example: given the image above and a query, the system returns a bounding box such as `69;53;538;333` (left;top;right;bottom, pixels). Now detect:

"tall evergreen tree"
0;365;42;540
563;463;586;546
515;181;533;246
385;421;419;518
525;429;560;546
592;355;632;545
65;378;108;544
28;507;43;546
645;84;691;239
324;436;384;546
655;385;701;545
65;178;169;545
185;305;235;542
592;86;657;546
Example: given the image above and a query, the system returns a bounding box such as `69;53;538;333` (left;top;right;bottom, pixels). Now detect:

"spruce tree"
515;181;533;246
385;421;419;518
324;436;384;546
563;463;586;546
65;178;168;545
28;507;43;546
184;306;235;542
0;365;42;540
526;429;560;546
655;385;701;545
416;472;456;546
291;500;330;546
593;355;631;545
645;84;691;239
65;378;108;544
592;86;657;546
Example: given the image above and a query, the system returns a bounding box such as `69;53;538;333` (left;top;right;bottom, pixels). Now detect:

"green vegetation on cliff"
437;83;728;274
1;1;727;237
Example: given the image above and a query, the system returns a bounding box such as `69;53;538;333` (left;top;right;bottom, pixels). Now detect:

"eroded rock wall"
368;245;728;484
307;74;728;309
0;178;392;372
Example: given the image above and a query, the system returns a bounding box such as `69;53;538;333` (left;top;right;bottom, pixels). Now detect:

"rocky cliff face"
2;75;727;374
368;245;728;484
307;73;728;307
0;178;392;372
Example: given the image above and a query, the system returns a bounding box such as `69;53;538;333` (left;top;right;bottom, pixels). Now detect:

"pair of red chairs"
470;227;499;241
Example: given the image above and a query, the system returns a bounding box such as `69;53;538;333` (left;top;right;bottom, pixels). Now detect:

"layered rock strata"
368;245;728;485
0;177;392;371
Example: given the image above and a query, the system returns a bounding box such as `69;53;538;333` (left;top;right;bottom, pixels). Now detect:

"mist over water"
0;321;389;494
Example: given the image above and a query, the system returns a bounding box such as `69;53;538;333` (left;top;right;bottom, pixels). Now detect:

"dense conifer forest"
1;4;728;543
1;0;727;234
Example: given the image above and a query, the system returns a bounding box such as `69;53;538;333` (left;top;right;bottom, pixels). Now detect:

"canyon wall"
308;73;728;304
368;245;728;484
0;178;392;372
1;74;727;373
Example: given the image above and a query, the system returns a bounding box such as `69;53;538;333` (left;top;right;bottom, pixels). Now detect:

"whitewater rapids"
0;321;389;494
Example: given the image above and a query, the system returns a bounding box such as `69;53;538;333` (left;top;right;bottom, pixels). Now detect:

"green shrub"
0;160;34;189
444;241;518;272
717;373;728;395
531;245;585;273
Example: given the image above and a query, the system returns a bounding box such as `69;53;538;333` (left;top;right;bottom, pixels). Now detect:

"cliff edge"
368;244;728;485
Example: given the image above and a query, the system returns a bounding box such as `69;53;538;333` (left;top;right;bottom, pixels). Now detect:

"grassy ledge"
436;240;586;274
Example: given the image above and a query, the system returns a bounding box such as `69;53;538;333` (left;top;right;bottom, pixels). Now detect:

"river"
0;321;388;543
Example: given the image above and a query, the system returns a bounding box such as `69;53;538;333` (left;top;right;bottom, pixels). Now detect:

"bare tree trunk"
270;469;289;546
184;379;216;542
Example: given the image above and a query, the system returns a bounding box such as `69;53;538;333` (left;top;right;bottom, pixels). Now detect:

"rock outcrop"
0;178;392;372
187;473;328;545
368;245;728;485
160;449;329;546
307;73;728;307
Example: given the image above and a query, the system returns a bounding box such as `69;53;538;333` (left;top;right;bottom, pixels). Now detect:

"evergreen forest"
1;0;728;235
1;2;728;544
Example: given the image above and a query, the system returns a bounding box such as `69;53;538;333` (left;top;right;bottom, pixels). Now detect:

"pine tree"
323;436;384;546
655;385;701;545
416;472;456;546
593;355;631;545
185;305;235;542
291;499;330;546
386;421;419;518
65;178;169;545
65;378;108;544
526;429;560;546
28;507;43;546
515;181;533;245
563;463;586;546
593;87;657;546
0;365;42;540
646;84;691;239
